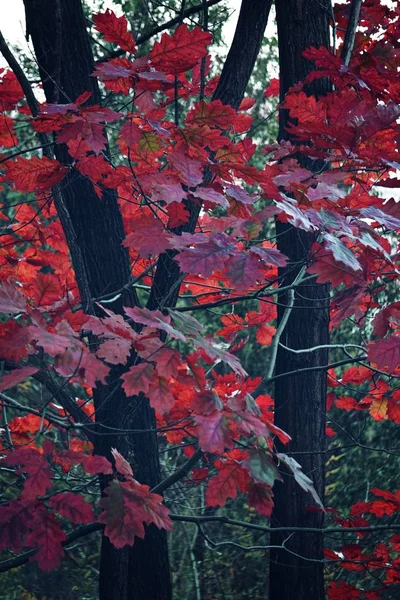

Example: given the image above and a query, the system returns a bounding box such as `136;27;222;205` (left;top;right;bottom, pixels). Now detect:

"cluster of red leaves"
0;4;399;588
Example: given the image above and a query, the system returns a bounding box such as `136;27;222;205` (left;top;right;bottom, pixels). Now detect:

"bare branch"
341;0;362;66
1;517;399;574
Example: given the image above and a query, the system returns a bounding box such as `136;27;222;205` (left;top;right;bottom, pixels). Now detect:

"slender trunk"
269;2;331;600
23;2;171;599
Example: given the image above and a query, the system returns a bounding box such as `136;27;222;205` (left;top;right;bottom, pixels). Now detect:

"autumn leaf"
205;462;249;507
150;24;212;75
0;366;38;392
93;9;136;54
111;448;134;479
26;506;67;571
368;335;400;374
194;412;233;453
48;492;94;524
99;479;172;549
122;363;155;397
5;449;52;501
5;156;67;192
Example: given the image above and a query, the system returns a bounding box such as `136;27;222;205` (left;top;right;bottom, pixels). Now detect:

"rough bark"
269;2;332;600
23;2;171;599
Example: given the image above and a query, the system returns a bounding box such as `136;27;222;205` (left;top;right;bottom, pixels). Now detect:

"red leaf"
176;234;236;278
0;69;24;108
247;483;274;517
111;448;134;479
264;78;279;98
81;454;113;476
48;492;94;524
166;201;190;228
256;324;276;346
191;391;223;415
5;449;52;501
26;506;66;571
205;462;249;506
372;302;400;337
5;156;67;192
0;500;33;553
123;215;171;256
150;24;212;75
93;9;136;54
154;348;181;379
0;366;38;392
122;363;155;397
0;281;28;314
327;581;361;600
368;335;400;374
226;251;265;292
99;479;172;549
148;376;175;414
194;412;233;453
124;306;186;341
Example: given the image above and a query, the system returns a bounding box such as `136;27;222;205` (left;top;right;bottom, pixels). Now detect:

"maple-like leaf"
5;156;67;192
5;449;52;501
0;69;24;108
194;336;248;377
186;100;238;129
194;412;233;453
0;366;38;392
48;492;94;524
225;251;265;292
169;149;204;186
372;302;400;337
93;9;136;54
148;376;175;414
81;454;113;476
327;581;361;600
150;24;212;75
0;282;28;314
25;505;66;571
247;483;274;517
264;78;279;98
166;202;190;228
368;335;400;374
154;348;181;379
99;479;172;549
123;215;171;256
0;500;33;553
205;462;249;507
175;234;236;278
122;363;155;397
255;324;276;346
191;391;223;415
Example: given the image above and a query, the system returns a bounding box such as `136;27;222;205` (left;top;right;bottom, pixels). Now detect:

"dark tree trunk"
269;2;331;600
23;2;171;599
22;0;274;598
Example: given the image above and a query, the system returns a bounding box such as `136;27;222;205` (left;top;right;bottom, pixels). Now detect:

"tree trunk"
23;0;274;598
269;2;331;600
23;2;171;599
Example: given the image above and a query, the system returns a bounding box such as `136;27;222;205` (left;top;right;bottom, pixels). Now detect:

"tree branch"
340;0;362;66
1;517;399;574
